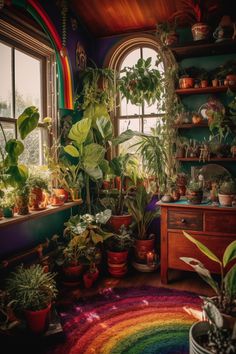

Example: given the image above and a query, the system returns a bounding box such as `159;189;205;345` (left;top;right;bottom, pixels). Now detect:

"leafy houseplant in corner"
180;231;236;353
105;226;134;277
5;264;57;334
125;185;160;269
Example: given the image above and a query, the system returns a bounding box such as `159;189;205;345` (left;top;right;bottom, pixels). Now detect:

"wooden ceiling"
68;0;232;38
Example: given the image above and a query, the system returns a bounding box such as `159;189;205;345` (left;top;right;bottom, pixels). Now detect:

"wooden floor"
59;268;214;303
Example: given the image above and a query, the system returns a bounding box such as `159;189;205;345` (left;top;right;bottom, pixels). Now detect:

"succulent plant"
219;180;236;195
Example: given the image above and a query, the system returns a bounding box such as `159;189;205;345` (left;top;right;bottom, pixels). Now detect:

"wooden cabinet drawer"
168;210;203;230
205;211;236;234
168;232;233;273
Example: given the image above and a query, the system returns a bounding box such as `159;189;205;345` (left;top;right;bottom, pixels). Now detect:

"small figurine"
199;143;210;162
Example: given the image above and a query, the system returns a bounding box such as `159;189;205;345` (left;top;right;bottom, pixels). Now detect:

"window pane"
0;122;15;153
119;118;140;154
19;127;47;165
15;50;42;119
0;42;12;117
120;48;140;70
143;117;160;133
120;98;140;116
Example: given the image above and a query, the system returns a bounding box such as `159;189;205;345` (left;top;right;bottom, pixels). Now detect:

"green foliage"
27;175;48;190
17;106;39;140
105;226;134;252
0;106;39;188
118;57;163;106
180;232;236;314
63;210;113;266
125;185;160;240
75;65;116;112
187;180;203;192
219;179;236;195
5;264;58;311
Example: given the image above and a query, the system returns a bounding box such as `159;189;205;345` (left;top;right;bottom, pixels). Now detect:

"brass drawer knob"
181;218;186;223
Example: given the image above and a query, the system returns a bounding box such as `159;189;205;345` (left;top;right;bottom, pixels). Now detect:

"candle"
147;251;154;266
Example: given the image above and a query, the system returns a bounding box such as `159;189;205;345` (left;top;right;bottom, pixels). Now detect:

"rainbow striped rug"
50;286;202;354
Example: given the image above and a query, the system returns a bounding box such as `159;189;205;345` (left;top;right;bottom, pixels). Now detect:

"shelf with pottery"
171;39;236;60
176;157;236;162
175;85;236;95
0;200;83;228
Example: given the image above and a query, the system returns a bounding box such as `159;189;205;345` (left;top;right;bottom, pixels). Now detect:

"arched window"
106;35;171;153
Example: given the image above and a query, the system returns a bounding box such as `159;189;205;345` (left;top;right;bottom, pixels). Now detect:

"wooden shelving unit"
171;39;236;60
175;85;236;95
176;157;236;162
0;200;83;228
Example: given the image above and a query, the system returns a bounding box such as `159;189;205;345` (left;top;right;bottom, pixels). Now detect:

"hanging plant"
118;57;163;106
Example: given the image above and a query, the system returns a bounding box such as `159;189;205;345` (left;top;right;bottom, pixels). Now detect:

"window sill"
0;200;82;228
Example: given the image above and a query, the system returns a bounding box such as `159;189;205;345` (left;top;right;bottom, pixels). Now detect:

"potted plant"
0;106;39;190
75;64;116;112
100;154;137;232
82;246;101;288
105;226;134;277
180;232;236;352
62;210;113;283
117;57;163;106
5;264;58;334
125;185;160;267
64;103;113;213
186;179;203;204
27;175;49;211
0;189;15;218
15;182;30;215
156;20;179;46
218;178;236;206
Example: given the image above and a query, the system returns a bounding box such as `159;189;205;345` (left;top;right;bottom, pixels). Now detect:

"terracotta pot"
191;22;210;41
69;187;81;201
107;250;128;277
62;263;84;282
218;193;235;207
29;188;45;210
200;80;208;88
212;78;219;87
83;268;99;288
109;214;132;233
50;188;67;206
25;303;51;333
226;74;236;86
164;32;179;46
134;238;155;263
179;77;194;89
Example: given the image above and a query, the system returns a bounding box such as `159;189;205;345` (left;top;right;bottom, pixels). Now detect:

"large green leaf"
83;143;105;169
180;257;220;295
83;103;110;125
95;116;113;141
5;139;24;165
17;106;39;140
68;118;91;144
203;300;223;328
224;263;236;299
223;240;236;267
5;165;28;187
64;144;80;157
112;129;141;146
182;231;221;264
84;166;103;181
